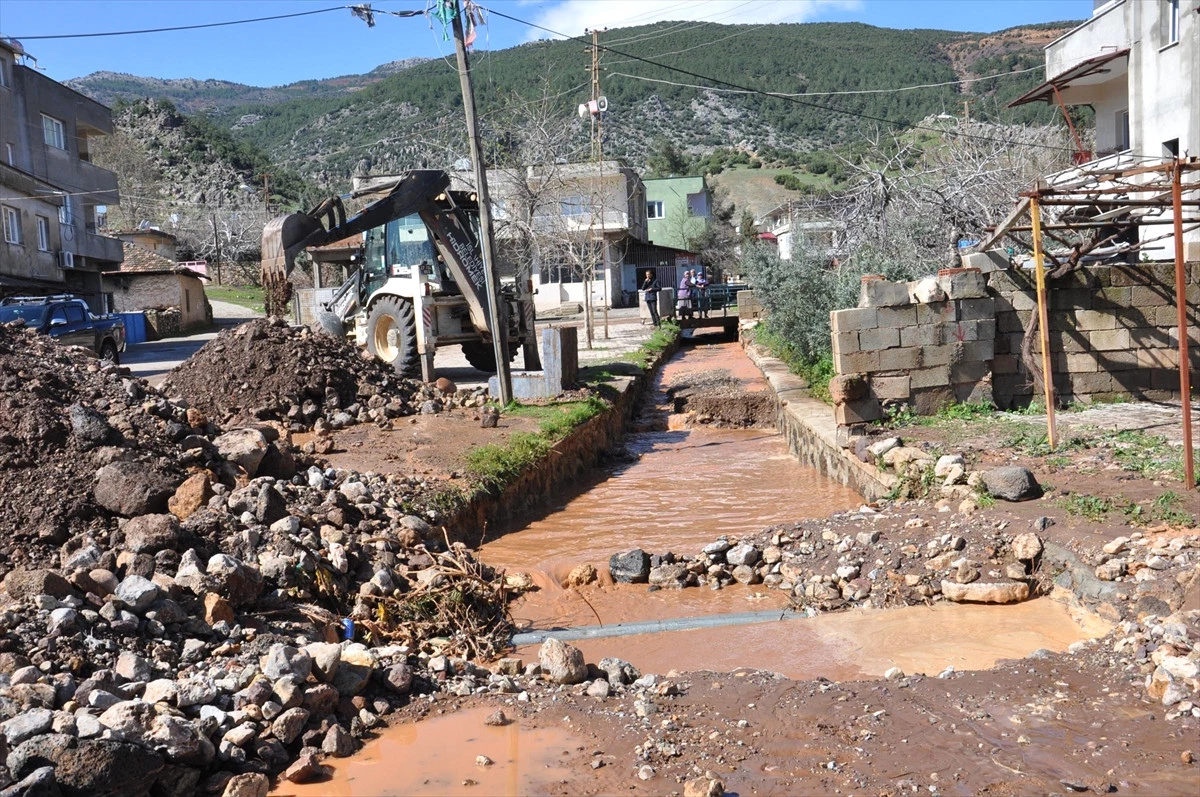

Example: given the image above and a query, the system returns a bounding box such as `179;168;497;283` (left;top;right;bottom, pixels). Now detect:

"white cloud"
525;0;861;41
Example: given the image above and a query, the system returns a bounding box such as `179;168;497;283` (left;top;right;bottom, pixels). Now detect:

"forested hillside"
70;20;1077;193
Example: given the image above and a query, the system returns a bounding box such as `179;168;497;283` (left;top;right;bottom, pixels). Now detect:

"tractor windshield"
386;214;437;273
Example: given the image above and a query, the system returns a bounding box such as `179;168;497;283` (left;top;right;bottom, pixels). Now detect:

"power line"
608;65;1044;98
5;6;410;41
480;5;1142;160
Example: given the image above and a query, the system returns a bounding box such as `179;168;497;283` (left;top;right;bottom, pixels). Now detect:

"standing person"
677;270;693;319
640;269;661;326
694;269;710;318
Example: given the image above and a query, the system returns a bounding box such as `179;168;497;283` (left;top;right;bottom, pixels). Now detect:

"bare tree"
90;130;166;230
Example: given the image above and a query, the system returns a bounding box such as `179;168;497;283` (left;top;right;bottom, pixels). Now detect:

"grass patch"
206;285;266;315
1124;491;1197;527
467;397;610;493
465;432;552;492
1059;493;1114;522
1100;430;1185;481
753;326;833;403
616;320;679;371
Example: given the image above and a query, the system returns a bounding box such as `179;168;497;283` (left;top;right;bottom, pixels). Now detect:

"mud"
520;599;1111;682
275;707;585;797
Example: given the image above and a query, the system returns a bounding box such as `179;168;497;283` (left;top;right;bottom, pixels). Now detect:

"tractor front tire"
461;340;518;373
366;296;420;378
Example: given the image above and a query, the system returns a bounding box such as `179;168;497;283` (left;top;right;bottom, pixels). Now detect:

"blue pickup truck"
0;295;126;363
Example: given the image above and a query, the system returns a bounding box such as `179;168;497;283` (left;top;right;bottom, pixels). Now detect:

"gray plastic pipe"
511;608;805;646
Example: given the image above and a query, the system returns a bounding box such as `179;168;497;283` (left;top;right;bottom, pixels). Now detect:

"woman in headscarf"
677;270;693;319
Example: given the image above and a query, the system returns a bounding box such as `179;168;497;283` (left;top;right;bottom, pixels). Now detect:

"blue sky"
0;0;1093;86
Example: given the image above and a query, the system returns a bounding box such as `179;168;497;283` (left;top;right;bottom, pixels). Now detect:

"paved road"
122;299;260;386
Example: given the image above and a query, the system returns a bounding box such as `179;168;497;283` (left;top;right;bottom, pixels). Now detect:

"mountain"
73;20;1078;201
65;58;428;116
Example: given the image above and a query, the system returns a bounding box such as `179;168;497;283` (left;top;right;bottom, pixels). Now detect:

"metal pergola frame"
981;157;1199;489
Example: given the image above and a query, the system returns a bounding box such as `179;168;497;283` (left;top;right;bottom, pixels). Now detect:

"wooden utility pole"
260;174;271;214
452;0;512;403
1171;160;1195;488
590;28;609;340
210;212;222;286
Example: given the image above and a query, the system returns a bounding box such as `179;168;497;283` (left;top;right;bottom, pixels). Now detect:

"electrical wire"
607;65;1044;98
8;6;356;41
480;4;1160;161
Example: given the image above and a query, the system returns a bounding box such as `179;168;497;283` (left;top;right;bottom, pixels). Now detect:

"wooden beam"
1171;162;1195;489
1030;197;1057;449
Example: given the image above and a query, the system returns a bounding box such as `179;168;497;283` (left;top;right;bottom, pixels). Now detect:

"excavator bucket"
260;212;325;280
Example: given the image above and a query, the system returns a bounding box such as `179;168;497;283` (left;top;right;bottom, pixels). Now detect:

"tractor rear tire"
461;340;518;373
366;296;420;378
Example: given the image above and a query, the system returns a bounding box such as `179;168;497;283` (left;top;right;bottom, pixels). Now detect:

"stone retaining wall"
829;260;1200;422
742;337;889;502
989;262;1200;406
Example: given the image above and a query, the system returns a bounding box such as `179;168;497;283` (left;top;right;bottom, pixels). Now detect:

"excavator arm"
260;170;495;333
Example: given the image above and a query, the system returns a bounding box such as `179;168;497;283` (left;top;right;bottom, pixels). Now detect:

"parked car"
0;295;127;363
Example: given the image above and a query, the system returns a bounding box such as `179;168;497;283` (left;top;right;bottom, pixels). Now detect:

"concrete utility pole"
589;28;610;340
451;0;513;404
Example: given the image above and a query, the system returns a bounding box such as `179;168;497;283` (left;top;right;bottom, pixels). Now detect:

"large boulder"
940;580;1029;604
93;462;177;517
7;737;164;797
167;473;213;521
981;467;1042;502
213;429;268;476
609;549;650;584
538;638;587;685
119;514;183;554
3;569;73;600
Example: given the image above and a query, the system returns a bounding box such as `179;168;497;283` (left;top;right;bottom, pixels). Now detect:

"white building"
1010;0;1199;259
755;203;843;263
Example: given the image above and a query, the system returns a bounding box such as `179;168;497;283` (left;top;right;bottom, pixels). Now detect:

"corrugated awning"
1008;48;1129;108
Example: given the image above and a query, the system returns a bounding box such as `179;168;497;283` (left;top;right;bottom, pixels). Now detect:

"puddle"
517;600;1113;682
273;707;582;797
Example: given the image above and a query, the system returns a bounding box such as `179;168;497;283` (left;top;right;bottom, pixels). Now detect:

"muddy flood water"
281;338;1115;796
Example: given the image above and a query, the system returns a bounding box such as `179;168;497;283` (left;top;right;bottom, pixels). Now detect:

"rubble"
0;321;517;795
160;318;486;433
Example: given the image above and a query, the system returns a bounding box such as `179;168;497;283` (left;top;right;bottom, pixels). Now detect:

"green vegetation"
1101;430;1185;481
1059;493;1114;522
500;396;607;438
620;321;680;370
206;285;266;315
753;324;834;403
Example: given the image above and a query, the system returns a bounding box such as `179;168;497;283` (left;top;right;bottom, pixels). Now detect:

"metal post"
1030;195;1057;448
1171;161;1195;488
451;1;512;404
591;29;609;340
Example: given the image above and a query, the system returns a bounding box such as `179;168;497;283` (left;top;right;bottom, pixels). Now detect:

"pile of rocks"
160;318;486;433
0;326;514;795
844;435;1042;511
1112;609;1200;721
607;507;1048;611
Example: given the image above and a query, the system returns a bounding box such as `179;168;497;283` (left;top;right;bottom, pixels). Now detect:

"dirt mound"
0;324;185;553
161;317;428;431
666;371;775;428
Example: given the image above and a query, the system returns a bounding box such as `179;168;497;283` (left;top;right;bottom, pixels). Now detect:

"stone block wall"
989;262;1200;407
830;270;997;422
829;260;1199;426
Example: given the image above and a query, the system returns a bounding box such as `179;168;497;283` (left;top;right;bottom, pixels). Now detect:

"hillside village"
0;1;1197;796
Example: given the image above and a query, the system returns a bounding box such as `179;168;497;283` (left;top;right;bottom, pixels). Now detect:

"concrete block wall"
989;262;1200;407
831;269;996;421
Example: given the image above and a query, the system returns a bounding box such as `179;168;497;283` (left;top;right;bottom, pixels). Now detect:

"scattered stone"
940;580;1030;604
1011;533;1043;561
538;638;587;685
609;549;651;584
565;563;598;587
981;467;1042;501
484;710;509;727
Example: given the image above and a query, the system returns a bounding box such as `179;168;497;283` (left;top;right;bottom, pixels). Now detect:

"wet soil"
276;337;1200;796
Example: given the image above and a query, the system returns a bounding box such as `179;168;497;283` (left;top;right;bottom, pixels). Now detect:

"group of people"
639;268;712;326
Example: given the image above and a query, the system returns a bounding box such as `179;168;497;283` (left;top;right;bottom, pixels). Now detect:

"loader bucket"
260;212;324;280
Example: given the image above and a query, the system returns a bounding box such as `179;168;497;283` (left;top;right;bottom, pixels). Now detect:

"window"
646;200;664;220
1116;109;1130;151
41;115;65;150
1164;138;1180;159
559;196;590;217
36;216;49;251
2;206;20;244
185;289;191;313
1165;0;1180;44
0;59;8;88
58;199;73;226
4;143;12;166
64;304;85;325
